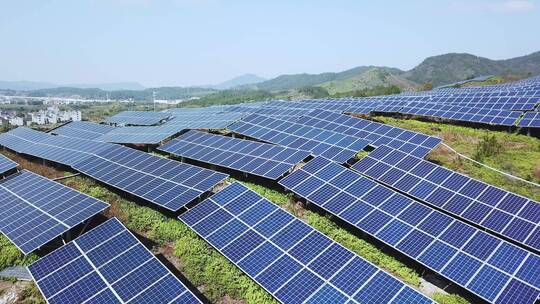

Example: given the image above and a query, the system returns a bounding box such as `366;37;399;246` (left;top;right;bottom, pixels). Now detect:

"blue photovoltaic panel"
164;112;246;129
352;145;540;253
228;114;370;163
73;144;228;211
28;218;202;304
0;127;113;167
179;182;433;304
280;157;540;304
0;170;109;254
51;121;116;140
105;111;172;126
158;130;310;180
518;112;540;128
0;154;17;174
295;109;442;158
399;102;522;126
95;125;186;144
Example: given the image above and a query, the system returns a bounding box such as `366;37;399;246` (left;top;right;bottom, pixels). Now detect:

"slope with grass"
372;116;540;201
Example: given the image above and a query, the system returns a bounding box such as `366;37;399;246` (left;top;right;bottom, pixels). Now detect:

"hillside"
242;51;540;92
210;73;266;90
252;66;405;91
403;51;540;86
319;67;418;94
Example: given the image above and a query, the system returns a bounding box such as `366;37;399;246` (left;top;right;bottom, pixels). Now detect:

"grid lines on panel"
158;130;310;180
228;114;369;163
295;109;441;158
0;154;18;174
72;144;228;211
179;182;433;304
105;111;172;126
51;121;116;140
352;145;540;253
279;157;540;303
27;218;202;304
0;170;109;254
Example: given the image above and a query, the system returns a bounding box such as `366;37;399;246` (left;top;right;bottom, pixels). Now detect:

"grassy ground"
373;116;540;201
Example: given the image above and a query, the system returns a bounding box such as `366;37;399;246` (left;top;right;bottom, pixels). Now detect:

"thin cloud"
451;0;535;13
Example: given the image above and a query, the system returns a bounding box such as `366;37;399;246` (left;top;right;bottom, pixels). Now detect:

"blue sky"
1;0;539;87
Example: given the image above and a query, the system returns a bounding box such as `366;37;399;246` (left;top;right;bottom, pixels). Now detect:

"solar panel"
73;144;228;211
179;182;433;304
164;112;246;129
280;157;540;304
351;146;540;253
158;130;311;180
105;111;172;126
0;170;109;254
51;121;116;140
28;218;202;304
399;102;522;126
0;127;113;167
0;154;17;175
296;109;442;157
518;112;540;128
228;114;370;163
95;125;186;144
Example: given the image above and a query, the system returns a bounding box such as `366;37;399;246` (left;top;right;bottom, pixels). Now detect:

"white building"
8;117;24;126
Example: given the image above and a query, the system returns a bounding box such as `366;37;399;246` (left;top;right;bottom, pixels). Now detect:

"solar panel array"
296;109;442;157
399;102;522;126
95;125;186;144
164;112;246;129
179;182;434;304
28;218;202;304
228;114;370;163
352;146;540;253
0;170;109;254
105;111;172;126
0;153;17;174
159;130;311;180
73;144;228;211
280;157;540;303
0;127;113;167
518;112;540;128
51;121;116;140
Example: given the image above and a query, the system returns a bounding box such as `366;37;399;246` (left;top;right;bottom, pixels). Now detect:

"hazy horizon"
1;0;539;87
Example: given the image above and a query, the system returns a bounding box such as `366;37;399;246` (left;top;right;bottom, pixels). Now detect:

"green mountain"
25;86;216;100
319;68;417;94
403;51;540;86
245;51;540;92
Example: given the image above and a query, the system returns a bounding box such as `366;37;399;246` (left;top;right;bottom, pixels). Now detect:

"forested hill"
403;51;540;86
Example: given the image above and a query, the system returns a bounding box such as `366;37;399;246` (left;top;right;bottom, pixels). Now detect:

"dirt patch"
0;280;43;304
218;295;247;304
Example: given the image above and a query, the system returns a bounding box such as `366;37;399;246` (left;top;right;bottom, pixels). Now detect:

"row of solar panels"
1;142;436;303
51;111;246;144
0;162;205;302
4;124;540;302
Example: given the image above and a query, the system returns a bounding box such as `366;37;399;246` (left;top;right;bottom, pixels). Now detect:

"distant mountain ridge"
2;51;539;96
244;51;540;92
209;73;266;90
0;81;145;91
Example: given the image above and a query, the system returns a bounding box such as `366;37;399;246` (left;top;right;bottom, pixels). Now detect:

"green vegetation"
373;116;540;201
0;235;38;270
433;292;470;304
332;85;402;98
178;89;273;108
